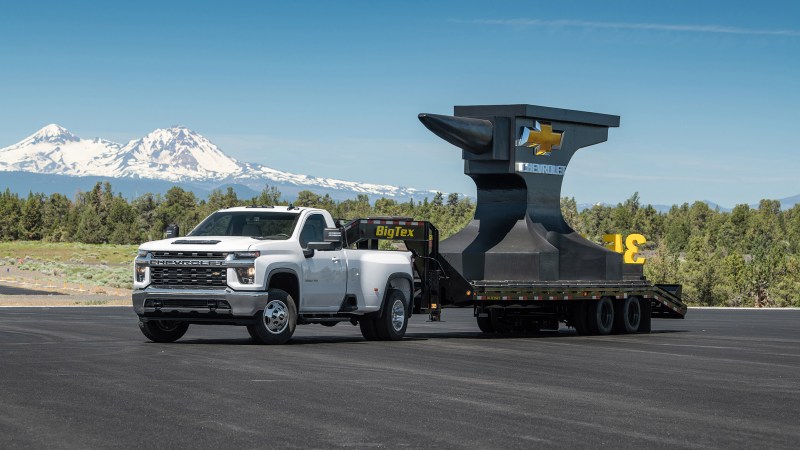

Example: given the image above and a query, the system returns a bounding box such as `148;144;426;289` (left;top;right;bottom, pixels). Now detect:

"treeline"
0;183;798;307
564;194;800;308
0;182;475;245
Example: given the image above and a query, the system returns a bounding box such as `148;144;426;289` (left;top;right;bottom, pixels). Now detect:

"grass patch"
78;300;110;306
0;241;137;265
1;241;136;289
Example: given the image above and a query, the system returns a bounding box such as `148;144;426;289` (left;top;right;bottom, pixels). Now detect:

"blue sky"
1;0;798;207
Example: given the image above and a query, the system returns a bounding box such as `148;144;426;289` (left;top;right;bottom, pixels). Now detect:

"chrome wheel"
391;298;405;332
263;300;289;334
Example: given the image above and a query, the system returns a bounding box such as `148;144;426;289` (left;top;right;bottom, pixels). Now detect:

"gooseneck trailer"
409;104;687;334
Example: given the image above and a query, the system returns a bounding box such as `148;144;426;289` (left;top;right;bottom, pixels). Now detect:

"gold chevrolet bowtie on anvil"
517;122;563;156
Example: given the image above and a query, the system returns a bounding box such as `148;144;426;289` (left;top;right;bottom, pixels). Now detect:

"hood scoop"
171;239;221;245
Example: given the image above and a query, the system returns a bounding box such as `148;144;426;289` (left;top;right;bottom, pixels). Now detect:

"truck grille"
152;251;227;260
150;267;227;288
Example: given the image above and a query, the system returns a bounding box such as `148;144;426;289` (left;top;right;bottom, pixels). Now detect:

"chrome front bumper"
132;287;270;319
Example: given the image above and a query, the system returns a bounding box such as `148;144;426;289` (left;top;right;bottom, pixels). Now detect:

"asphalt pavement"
0;307;798;449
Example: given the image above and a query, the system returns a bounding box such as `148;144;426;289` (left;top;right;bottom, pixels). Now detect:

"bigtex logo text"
375;226;415;239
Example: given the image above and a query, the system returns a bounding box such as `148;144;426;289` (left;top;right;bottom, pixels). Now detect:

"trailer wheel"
374;289;409;341
251;289;297;345
613;297;642;334
489;308;511;334
476;314;495;333
359;318;379;341
571;302;591;335
588;297;615;335
138;319;189;343
638;298;652;333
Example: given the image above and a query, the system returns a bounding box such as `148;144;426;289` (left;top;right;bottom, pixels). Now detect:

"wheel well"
389;277;412;302
268;271;300;306
382;275;412;318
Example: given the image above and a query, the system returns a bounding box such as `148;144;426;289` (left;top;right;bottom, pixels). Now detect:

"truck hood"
138;236;266;252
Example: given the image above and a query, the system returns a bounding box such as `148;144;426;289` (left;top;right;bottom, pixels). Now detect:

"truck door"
299;213;347;312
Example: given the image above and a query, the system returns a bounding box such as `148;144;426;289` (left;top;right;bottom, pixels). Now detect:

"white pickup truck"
132;206;415;344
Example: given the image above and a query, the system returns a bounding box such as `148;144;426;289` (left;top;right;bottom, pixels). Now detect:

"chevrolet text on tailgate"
133;206;414;344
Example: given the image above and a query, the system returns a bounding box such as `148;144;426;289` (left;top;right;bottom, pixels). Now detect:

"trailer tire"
571;302;591;335
138;319;189;343
588;297;615;335
359;317;379;341
638;298;652;333
476;314;495;333
614;297;642;334
251;289;297;345
489;308;511;334
374;289;409;341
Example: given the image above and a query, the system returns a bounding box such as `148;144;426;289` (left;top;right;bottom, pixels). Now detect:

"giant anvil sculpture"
419;104;622;281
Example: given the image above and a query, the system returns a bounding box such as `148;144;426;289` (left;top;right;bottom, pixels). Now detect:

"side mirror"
323;228;343;246
165;224;180;239
304;241;336;258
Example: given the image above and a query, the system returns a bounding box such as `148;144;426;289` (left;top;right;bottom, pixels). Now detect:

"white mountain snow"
0;124;437;199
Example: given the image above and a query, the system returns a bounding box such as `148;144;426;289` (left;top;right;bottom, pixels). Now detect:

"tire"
246;325;260;341
476;314;495;333
571;302;591;335
638;298;652;333
138;319;189;343
251;289;297;345
489;308;512;334
374;289;409;341
359;317;379;341
613;297;642;334
524;320;541;334
587;297;615;335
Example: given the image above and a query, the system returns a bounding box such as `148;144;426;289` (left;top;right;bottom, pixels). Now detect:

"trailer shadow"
167;328;688;346
403;328;689;341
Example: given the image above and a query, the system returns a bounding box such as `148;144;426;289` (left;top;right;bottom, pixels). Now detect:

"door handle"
331;257;340;262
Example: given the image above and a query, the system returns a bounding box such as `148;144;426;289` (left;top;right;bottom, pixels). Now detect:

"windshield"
188;211;300;239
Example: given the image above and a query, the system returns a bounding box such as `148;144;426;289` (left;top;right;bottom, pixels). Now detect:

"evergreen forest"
1;182;797;307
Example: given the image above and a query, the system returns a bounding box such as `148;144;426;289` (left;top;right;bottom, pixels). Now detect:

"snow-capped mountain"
113;126;244;181
0;124;437;199
0;124;122;176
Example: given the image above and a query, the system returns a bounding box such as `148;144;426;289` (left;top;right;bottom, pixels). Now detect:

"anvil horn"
418;113;493;155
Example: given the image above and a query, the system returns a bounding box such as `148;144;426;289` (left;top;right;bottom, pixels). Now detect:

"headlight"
135;265;147;282
137;250;149;257
234;251;260;259
235;266;256;284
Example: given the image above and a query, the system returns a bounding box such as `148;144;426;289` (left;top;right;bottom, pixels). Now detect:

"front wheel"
374;289;409;341
138;319;189;343
251;289;297;345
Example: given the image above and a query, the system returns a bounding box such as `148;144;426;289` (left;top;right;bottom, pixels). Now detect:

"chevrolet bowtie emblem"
517;121;563;156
